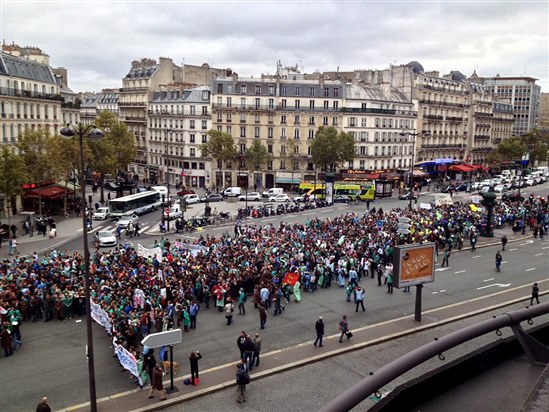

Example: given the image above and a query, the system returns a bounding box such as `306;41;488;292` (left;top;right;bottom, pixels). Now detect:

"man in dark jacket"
36;396;51;412
313;316;325;347
242;334;255;372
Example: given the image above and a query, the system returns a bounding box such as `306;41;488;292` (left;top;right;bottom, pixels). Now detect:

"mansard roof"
0;52;56;83
124;64;159;80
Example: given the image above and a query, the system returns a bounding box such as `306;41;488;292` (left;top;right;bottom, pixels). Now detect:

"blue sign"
377;220;383;227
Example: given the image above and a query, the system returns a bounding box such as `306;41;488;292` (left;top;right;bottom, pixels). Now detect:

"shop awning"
275;177;301;184
412;169;428;177
472;164;489;172
25;186;68;200
449;164;476;173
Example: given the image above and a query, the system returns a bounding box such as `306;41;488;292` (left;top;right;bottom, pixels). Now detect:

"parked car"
182;194;201;204
399;191;418;200
524;178;536;187
470;182;482;191
104;181;120;191
493;185;509;194
333;195;350;203
479;186;492;194
238;192;261;201
93;207;110;220
269;194;291;202
501;192;525;203
293;193;318;203
94;230;117;247
201;193;224;203
116;214;139;228
177;189;196;196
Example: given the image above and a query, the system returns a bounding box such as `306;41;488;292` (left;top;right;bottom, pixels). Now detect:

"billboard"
393;243;436;288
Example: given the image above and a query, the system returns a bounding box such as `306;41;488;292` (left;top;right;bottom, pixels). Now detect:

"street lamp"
60;123;103;412
399;130;430;211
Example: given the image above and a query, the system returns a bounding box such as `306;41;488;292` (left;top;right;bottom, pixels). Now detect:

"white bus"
108;191;161;217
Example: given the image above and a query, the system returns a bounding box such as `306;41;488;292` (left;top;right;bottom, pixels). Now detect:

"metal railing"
320;302;549;412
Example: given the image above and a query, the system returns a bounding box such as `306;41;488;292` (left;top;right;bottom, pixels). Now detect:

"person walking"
355;287;366;312
501;235;508;251
1;322;12;357
148;364;167;400
237;288;246;315
252;333;262;367
530;283;540;305
441;248;450;267
237;331;247;360
35;396;51;412
273;287;284;315
235;362;249;403
224;298;234;326
133;222;141;237
495;251;502;272
313;316;325;347
189;351;202;385
338;315;351;343
126;221;133;238
258;304;267;329
242;334;255;372
470;232;477;252
189;301;199;329
386;272;394;294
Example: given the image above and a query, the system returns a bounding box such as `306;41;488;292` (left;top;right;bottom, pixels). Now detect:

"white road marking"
477;283;511;290
263;218;276;222
440;289;446;293
454;270;466;274
472;255;482;259
543;246;549;250
509;248;517;251
525;268;536;272
139;225;149;232
483;278;495;282
435;267;451;272
302;212;315;215
535;253;543;256
432;291;438;294
502;261;508;264
212;227;224;231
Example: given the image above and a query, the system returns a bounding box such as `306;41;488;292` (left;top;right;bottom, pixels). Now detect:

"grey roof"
345;84;410;103
407;61;424;74
0;52;56;84
80;95;98;108
449;71;466;82
124;64;159;79
151;85;210;103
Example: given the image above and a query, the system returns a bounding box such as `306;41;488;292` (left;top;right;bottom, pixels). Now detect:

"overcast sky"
2;0;548;93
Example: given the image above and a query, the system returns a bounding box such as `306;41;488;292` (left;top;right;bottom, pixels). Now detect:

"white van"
262;188;283;198
163;202;183;220
222;187;242;197
151;186;168;199
536;166;549;178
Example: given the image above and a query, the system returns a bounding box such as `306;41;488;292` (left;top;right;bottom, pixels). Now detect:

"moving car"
93;207;110;220
269;194;291;202
238;192;261;201
333;195;350;203
399;191;418;200
182;194;201;204
501;192;525;203
201;193;224;203
94;230;117;247
293;193;318;203
116;214;139;228
104;181;119;191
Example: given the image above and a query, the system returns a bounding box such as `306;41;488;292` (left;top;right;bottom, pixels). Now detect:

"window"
310;100;315;110
217;96;222;106
281;85;288;95
309;116;315;125
240;84;247;94
201;120;207;130
281;128;287;139
268;114;274;124
361;117;367;127
382;119;387;128
255;84;261;94
280;161;286;170
268;99;275;110
190;148;196;157
268;127;273;138
359;160;365;169
332;117;338;126
202;134;207;143
308;129;315;140
254;127;260;138
281;145;286;155
323;100;329;110
217;112;222;122
240;113;246;123
227;113;232;122
240;143;246;154
267;144;273;154
269;85;275;95
332;101;338;110
295;86;301;96
309;87;315;97
349;117;356;127
255;98;260;109
295;100;300;109
217;83;224;93
281;99;287;109
202;90;209;101
294;115;300;124
240;127;246;137
254;114;260;123
281;115;287;124
294;129;300;139
333;88;339;97
190;134;196;143
267;161;273;170
190;120;195;129
190;106;196;115
375;118;381;128
323;116;328;126
240;98;246;109
374;132;379;142
226;126;232;135
226;97;232;108
323;87;329;97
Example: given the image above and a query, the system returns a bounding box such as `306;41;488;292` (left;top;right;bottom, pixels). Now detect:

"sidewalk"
61;280;548;412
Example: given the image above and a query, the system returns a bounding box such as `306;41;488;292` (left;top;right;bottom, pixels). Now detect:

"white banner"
115;344;143;384
137;244;163;262
91;302;112;334
173;241;209;257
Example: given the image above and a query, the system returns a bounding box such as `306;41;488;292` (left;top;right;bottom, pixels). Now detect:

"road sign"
141;329;182;348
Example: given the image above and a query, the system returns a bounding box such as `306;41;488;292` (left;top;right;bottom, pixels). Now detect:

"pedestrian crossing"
76;223;152;234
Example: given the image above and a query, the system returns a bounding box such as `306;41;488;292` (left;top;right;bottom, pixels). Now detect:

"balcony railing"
419;99;468;109
447;116;464;122
474;112;494;117
424;115;444;121
0;87;62;102
119;101;147;107
474;135;491;140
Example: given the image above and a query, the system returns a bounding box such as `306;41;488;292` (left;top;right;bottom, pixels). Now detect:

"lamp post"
60;123;104;412
399;130;430;210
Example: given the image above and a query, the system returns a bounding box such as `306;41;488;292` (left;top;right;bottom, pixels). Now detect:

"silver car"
94;230;117;247
117;214;139;228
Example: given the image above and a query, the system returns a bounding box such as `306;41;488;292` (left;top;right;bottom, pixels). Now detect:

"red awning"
449;164;476;173
412;169;427;177
472;164;489;172
367;173;381;180
25;186;68;200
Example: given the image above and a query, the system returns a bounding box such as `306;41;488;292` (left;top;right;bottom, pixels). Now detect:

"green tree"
521;129;549;165
0;147;27;224
96;112;136;174
284;138;303;188
17;128;59;216
310;126;355;172
245;139;270;191
496;136;525;162
201;130;237;188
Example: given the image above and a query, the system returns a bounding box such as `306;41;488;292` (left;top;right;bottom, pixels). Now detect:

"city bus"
108;191;161;217
358;181;376;201
334;183;361;200
298;181;326;195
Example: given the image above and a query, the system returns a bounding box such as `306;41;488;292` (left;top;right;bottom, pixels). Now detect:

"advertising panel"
393;243;435;288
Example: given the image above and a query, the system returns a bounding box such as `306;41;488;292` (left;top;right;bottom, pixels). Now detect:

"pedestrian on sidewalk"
133;222;141;237
224;298;234;326
530;283;540;305
313;316;324;347
501;235;508;251
386;272;394;294
355;287;366;312
470;232;477;251
258;304;267;329
242;334;255;372
148;364;167;400
35;396;51;412
235;362;249;403
237;287;246;315
252;333;262;366
237;331;246;360
189;350;202;385
126;222;133;238
338;315;351;342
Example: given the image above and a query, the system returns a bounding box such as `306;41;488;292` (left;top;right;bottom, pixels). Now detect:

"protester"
313;316;324;347
189;350;202;385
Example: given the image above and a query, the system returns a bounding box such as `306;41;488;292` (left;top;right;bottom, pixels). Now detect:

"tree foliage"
0;147;27;223
493;130;549;166
95;112;136;173
245;139;270;173
310;126;355;171
201;130;237;186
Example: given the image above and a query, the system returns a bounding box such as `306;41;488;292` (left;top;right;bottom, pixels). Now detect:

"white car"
269;194;291;202
238;192;261;201
182;194;201;204
93;207;110;220
94;230;117;247
493;185;508;194
293;193;318;203
117;214;139;228
524;178;536;186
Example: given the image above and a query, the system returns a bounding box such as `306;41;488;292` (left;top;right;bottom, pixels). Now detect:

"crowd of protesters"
1;196;547;386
